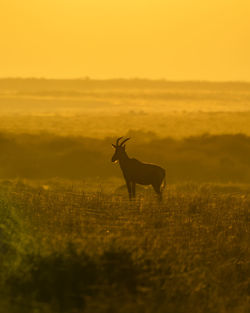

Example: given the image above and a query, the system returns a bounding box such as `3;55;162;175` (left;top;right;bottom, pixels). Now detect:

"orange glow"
1;0;249;80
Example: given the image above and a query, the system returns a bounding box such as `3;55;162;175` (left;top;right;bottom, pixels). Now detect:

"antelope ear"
112;144;116;148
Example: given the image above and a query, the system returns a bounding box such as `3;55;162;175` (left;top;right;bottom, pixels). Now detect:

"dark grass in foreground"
0;181;249;313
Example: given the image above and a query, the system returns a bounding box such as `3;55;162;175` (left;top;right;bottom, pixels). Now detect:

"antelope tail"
161;170;166;191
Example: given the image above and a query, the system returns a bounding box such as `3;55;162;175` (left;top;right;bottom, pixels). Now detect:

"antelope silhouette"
111;137;166;200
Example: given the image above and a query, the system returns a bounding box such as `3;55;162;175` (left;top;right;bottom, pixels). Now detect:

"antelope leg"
126;180;132;200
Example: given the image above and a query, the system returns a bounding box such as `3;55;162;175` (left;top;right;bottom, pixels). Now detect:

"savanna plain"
0;79;249;313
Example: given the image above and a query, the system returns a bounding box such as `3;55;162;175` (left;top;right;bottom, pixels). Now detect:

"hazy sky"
1;0;249;80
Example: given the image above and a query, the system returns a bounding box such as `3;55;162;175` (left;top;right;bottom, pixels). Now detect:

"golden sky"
1;0;249;80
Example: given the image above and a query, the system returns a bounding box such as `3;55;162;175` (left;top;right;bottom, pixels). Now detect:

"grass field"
0;180;249;313
0;79;249;312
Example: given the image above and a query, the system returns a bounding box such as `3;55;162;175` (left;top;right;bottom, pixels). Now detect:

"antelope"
111;137;166;200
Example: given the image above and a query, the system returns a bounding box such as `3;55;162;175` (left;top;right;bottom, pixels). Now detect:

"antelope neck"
118;152;129;166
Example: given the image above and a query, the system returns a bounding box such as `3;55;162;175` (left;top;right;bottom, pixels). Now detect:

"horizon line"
0;77;249;84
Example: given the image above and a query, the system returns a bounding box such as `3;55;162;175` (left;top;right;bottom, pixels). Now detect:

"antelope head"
111;137;130;163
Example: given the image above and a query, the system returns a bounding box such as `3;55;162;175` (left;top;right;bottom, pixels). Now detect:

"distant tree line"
0;132;249;183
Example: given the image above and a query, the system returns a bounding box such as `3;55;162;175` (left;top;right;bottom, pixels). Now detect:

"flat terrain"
0;79;250;138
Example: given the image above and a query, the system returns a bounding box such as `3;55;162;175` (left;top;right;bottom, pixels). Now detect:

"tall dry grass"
0;180;248;313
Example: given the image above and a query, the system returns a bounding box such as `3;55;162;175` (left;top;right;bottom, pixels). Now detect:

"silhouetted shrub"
6;245;143;312
0;132;250;182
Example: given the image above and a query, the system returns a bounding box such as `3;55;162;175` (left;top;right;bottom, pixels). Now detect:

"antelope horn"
120;137;130;146
116;137;123;146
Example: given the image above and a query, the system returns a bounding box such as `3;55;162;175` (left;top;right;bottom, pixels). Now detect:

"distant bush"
0;132;250;182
